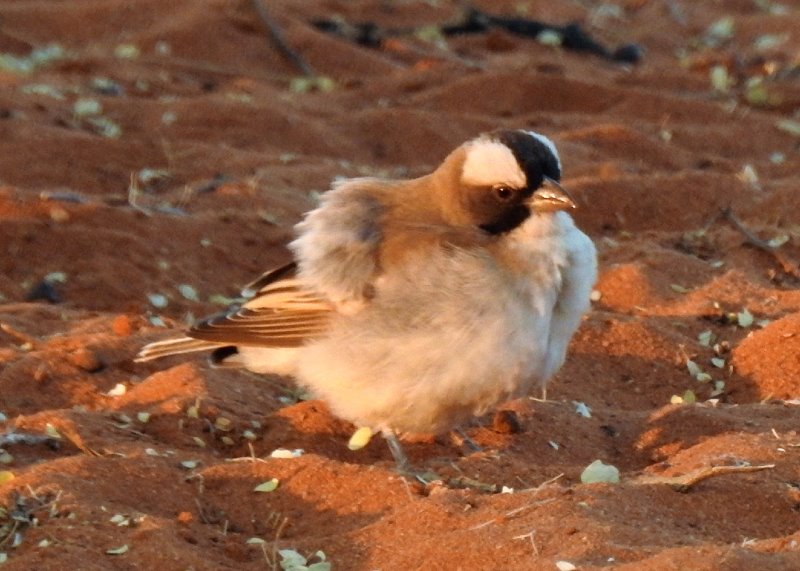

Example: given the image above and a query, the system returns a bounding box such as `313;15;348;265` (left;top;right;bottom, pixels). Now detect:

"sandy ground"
1;1;800;569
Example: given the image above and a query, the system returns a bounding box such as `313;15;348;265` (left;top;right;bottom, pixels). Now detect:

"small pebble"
67;347;104;372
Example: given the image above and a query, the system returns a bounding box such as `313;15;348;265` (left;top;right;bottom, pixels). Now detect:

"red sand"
1;1;799;569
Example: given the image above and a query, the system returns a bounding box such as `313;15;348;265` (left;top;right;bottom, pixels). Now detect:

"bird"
136;129;598;474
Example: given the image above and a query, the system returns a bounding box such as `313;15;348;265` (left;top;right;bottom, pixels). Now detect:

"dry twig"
470;498;557;531
469;474;563;531
512;530;540;557
0;489;63;548
721;207;800;279
723;208;778;251
250;0;316;77
58;424;101;456
225;442;270;464
0;323;38;348
637;463;775;493
140;54;288;82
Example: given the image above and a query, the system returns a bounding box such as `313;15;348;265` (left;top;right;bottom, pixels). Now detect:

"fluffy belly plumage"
295;268;555;434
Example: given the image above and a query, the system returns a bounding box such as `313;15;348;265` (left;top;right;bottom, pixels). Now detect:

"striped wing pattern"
135;262;335;361
187;265;334;349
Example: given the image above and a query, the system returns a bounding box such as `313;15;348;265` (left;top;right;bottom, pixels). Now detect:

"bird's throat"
479;204;531;235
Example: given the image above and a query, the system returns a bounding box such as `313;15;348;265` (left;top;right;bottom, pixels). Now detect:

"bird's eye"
494;186;514;201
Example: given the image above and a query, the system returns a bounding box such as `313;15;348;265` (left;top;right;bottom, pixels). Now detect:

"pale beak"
530;177;576;213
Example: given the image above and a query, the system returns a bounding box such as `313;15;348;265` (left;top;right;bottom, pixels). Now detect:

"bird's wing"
288;178;386;306
135;263;335;362
134;336;223;362
139;179;398;361
240;261;299;297
187;263;335;349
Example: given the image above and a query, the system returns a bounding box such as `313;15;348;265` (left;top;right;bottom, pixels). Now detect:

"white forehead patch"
461;139;526;188
526;131;562;173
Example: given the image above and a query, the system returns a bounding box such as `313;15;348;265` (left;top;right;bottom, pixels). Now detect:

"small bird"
136;129;597;473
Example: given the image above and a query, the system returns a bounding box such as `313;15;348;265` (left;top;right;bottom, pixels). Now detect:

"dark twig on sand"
723;207;778;251
443;8;642;63
721;207;800;279
313;7;643;65
250;0;316;77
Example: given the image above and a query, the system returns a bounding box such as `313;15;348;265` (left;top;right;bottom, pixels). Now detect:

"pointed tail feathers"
134;337;222;362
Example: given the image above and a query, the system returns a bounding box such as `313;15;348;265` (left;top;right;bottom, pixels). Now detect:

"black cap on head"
493;130;562;189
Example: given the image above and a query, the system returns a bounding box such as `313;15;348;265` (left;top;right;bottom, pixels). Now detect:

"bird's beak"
530;177;577;213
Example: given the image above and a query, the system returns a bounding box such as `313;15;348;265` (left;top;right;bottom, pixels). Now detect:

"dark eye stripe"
479;204;531;235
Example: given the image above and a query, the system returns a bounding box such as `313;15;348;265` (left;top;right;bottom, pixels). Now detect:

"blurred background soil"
0;1;799;569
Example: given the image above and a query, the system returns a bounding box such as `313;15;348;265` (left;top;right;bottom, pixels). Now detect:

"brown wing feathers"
134;336;222;362
135;263;335;361
189;306;332;348
241;261;298;297
186;267;334;349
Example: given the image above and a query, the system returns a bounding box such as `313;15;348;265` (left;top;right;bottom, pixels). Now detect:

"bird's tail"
134;337;222;362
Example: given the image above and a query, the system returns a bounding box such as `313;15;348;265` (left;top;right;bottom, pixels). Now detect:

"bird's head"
434;129;575;235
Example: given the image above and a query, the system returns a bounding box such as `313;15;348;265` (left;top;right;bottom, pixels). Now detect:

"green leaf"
767;235;789;248
697;330;714;347
254;478;279;493
580;460;620;484
710;65;732;92
45;423;62;439
737;309;754;328
106;544;129;555
776;119;800;137
278;549;307;570
177;284;199;301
